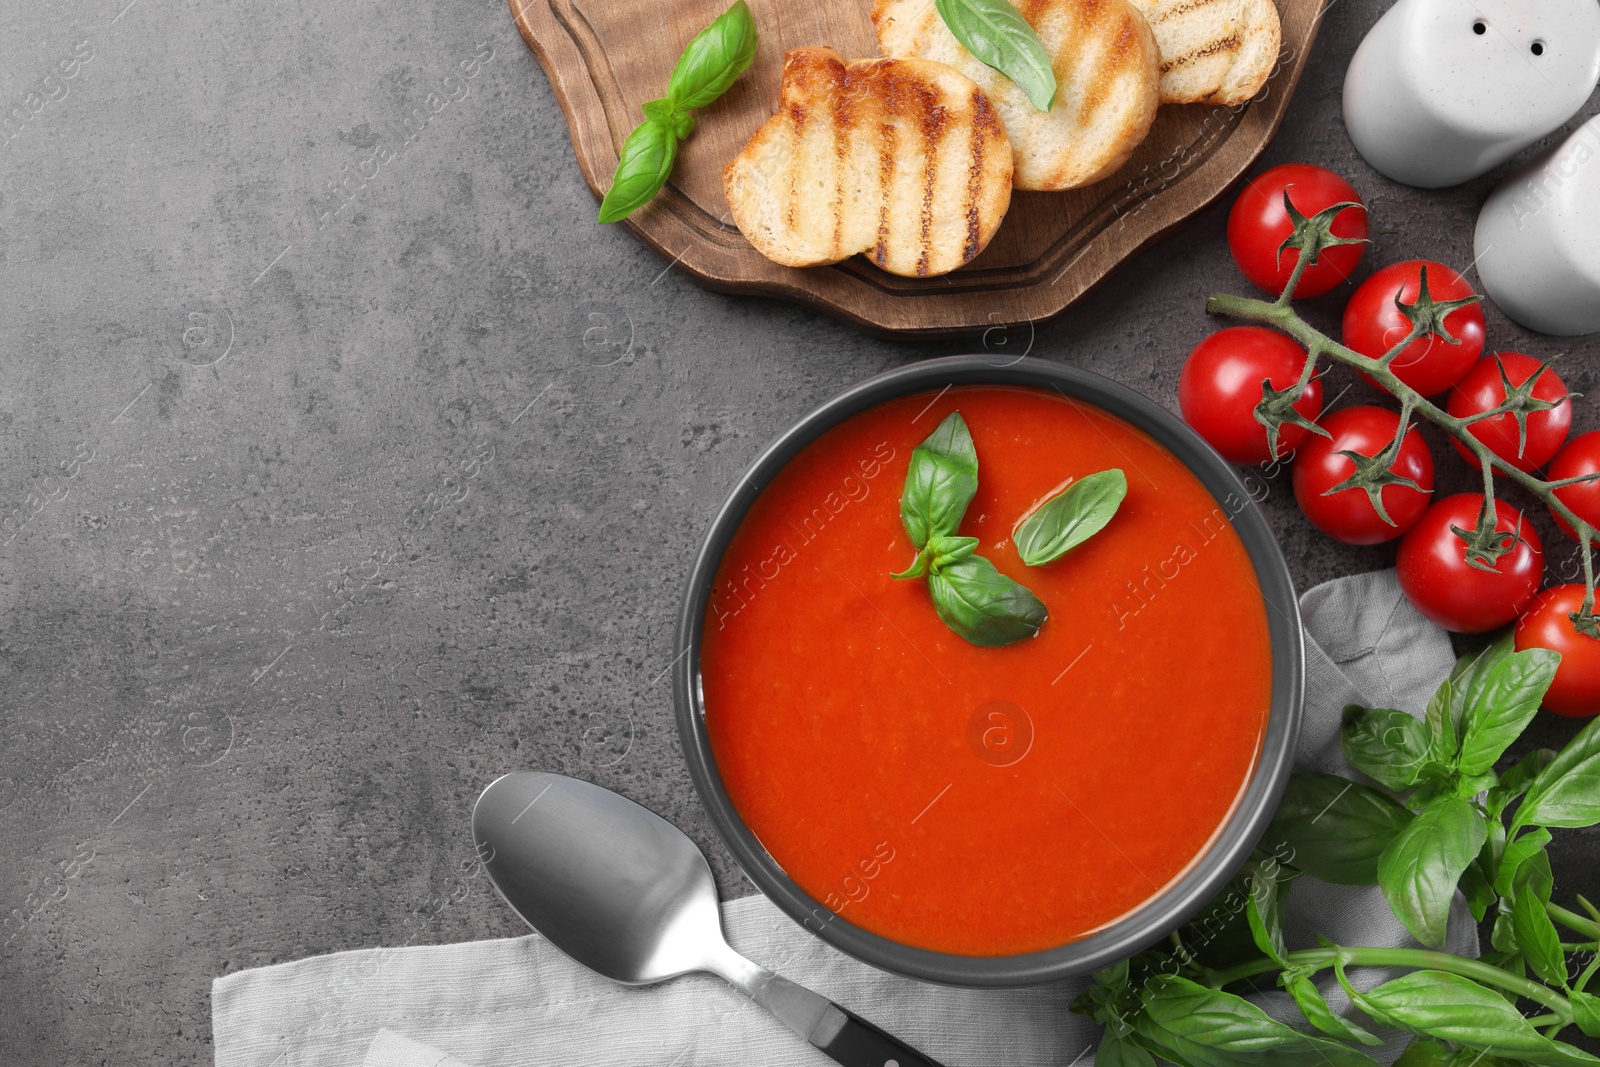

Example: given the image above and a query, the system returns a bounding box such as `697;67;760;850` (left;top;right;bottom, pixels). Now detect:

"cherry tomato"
1291;406;1434;545
1515;585;1600;717
1446;353;1571;473
1549;431;1600;541
1396;494;1544;633
1179;327;1321;465
1227;164;1368;298
1343;261;1486;396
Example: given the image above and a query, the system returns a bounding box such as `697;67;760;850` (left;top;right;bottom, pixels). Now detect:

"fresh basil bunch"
1073;636;1600;1066
934;0;1057;111
597;1;757;223
891;411;1123;647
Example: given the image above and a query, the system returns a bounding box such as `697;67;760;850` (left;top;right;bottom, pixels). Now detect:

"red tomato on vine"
1343;261;1485;397
1228;164;1368;298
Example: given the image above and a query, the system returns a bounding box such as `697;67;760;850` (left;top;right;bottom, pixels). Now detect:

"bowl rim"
672;354;1304;986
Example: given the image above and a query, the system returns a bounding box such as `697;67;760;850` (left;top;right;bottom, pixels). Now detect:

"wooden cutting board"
509;0;1326;336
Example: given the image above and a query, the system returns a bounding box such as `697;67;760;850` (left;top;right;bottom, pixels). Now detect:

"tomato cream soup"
700;386;1271;955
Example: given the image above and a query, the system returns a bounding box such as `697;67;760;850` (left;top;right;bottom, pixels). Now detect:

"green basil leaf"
899;410;979;550
1391;1040;1455;1067
927;555;1046;647
1511;849;1565;986
1136;976;1383;1067
1516;714;1600;830
1341;705;1433;791
1494;827;1553;897
1426;640;1510;766
1459;647;1561;776
1245;861;1287;966
1095;1029;1156;1067
1345;970;1587;1065
597;118;679;224
1572;990;1600;1039
1490;908;1520;953
1488;748;1557;818
641;97;695;139
1377;795;1487;948
1094;958;1130;993
933;0;1057;111
927;534;979;571
1281;973;1383;1046
1173;864;1261;973
1014;469;1126;566
1265;772;1414;885
665;0;758;112
1460;854;1496;923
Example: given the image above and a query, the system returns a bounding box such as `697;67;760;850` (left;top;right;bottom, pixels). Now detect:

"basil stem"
927;555;1046;647
597;0;756;223
1014;468;1125;566
899;410;979;550
933;0;1057;111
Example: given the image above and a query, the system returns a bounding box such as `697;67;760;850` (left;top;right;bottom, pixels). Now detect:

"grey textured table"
2;1;1597;1063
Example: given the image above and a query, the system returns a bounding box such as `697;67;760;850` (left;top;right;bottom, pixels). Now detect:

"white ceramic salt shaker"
1342;0;1600;189
1475;115;1600;337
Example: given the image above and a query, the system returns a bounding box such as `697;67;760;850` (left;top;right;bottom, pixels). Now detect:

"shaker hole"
1472;20;1487;34
1531;40;1546;55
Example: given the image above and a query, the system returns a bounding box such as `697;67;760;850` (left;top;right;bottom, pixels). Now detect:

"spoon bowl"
472;771;722;985
472;771;946;1067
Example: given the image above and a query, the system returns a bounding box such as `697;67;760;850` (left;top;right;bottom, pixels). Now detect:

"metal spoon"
472;771;945;1067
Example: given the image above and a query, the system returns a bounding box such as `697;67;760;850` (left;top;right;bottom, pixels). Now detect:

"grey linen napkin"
211;569;1477;1067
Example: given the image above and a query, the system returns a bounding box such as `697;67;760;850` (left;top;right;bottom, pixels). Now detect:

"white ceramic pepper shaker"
1474;115;1600;337
1342;0;1600;189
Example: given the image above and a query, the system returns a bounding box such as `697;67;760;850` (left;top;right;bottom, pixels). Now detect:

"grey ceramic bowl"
672;354;1303;986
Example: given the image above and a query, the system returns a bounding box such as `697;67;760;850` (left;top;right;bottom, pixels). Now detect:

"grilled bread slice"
872;0;1160;191
1129;0;1281;106
723;48;1013;277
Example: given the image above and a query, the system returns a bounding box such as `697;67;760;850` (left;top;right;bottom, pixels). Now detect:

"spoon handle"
810;1002;945;1067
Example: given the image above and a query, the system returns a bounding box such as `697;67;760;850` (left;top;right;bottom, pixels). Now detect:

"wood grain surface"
509;0;1326;335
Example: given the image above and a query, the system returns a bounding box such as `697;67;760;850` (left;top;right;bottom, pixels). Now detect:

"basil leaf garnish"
1377;795;1488;949
1510;848;1565;986
1340;705;1432;791
665;0;758;112
1487;747;1556;818
1137;976;1383;1067
933;0;1057;112
1457;646;1559;776
597;117;679;224
890;534;978;581
927;533;979;570
1283;973;1383;1046
1265;772;1413;885
927;555;1046;647
1345;970;1573;1060
1422;636;1509;766
1244;860;1287;967
1493;826;1551;898
1094;1030;1155;1067
1014;468;1125;566
1513;712;1600;830
597;1;757;223
900;410;979;550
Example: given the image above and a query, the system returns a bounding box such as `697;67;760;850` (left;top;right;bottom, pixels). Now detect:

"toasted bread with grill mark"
1128;0;1281;105
873;0;1160;191
723;48;1013;277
